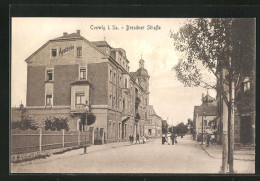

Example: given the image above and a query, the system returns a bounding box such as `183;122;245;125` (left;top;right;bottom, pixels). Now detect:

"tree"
12;118;38;130
80;112;96;154
186;118;194;134
44;117;69;131
176;122;188;135
162;120;168;134
171;18;255;173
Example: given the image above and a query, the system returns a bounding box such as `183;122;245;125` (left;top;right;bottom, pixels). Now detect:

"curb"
199;144;255;161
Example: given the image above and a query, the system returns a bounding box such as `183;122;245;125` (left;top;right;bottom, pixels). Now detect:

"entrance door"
240;116;252;144
148;129;152;135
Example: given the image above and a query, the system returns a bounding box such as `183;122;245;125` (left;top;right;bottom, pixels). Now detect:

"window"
113;72;116;83
46;69;53;81
76;93;85;105
113;95;116;107
46;95;52;106
110;70;112;81
109;93;112;105
77;47;82;57
80;67;86;80
244;81;250;92
125;79;127;88
51;48;57;57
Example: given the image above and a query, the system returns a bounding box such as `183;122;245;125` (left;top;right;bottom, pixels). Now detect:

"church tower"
136;58;149;92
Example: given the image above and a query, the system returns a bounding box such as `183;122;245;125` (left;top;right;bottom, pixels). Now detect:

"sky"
11;18;216;126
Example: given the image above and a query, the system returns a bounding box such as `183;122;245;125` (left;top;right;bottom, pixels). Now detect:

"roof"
51;33;82;40
70;80;92;86
136;68;149;76
91;41;111;47
25;31;109;63
130;72;138;80
203;94;215;102
194;105;218;116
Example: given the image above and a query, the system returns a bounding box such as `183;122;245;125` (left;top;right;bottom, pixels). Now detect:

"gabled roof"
25;31;109;63
194;105;218;116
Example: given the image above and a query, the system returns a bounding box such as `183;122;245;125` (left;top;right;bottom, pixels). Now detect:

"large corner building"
24;30;162;142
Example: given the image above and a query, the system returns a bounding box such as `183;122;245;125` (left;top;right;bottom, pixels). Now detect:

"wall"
88;63;108;105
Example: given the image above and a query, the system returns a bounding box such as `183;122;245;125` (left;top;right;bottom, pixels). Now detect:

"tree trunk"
228;81;235;173
221;96;228;173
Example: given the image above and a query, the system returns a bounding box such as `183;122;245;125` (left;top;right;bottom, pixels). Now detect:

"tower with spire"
136;56;149;92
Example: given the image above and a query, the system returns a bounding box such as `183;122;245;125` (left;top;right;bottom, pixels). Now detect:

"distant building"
21;30;160;143
193;94;218;141
144;105;162;137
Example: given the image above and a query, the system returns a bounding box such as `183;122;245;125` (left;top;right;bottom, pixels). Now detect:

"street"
11;135;254;173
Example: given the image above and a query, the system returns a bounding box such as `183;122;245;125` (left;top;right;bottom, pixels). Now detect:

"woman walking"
167;132;171;145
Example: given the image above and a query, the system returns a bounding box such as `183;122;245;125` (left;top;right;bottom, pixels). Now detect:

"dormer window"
80;67;86;80
51;48;57;57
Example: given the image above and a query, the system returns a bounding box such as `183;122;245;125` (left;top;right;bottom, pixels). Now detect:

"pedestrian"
136;133;140;144
171;133;175;145
143;135;147;144
175;134;178;144
129;135;132;142
206;133;211;147
167;132;171;145
162;134;166;145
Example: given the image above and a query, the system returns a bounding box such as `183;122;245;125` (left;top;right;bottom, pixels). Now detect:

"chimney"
63;32;68;36
76;30;80;35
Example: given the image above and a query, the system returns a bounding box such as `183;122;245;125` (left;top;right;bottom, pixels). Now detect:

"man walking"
171;133;175;145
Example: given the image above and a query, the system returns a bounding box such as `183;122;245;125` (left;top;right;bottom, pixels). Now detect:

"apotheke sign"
59;45;74;55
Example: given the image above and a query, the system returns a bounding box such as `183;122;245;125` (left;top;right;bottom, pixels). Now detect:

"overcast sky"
11;18;215;126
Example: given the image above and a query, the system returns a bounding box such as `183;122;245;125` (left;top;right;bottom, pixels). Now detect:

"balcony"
71;104;89;114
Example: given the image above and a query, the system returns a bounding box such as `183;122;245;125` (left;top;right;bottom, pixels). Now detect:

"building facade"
193;94;218;141
143;105;162;137
24;30;159;143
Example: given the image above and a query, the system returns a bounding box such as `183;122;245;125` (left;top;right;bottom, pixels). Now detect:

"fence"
11;128;94;155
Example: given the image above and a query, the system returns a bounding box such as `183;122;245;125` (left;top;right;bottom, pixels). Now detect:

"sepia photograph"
10;17;255;174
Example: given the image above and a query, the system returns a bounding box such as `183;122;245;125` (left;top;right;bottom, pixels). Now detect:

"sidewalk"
199;142;255;161
12;138;156;167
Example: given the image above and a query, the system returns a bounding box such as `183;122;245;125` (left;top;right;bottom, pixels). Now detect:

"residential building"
216;69;254;149
144;105;162;137
193;94;218;141
23;30;158;143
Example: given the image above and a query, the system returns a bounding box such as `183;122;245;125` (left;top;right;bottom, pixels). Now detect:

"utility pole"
228;56;235;173
201;93;204;145
84;102;90;154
